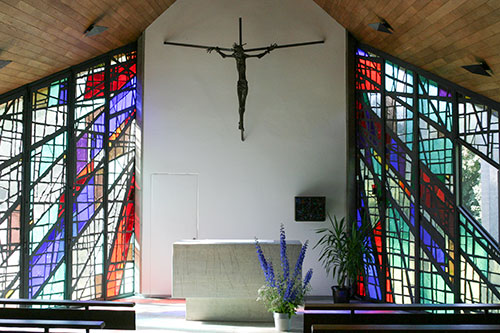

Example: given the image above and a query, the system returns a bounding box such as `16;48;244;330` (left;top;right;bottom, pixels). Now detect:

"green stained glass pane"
37;263;65;300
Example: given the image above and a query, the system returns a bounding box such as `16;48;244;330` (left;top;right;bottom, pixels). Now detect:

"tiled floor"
0;297;308;333
128;297;304;332
117;295;338;332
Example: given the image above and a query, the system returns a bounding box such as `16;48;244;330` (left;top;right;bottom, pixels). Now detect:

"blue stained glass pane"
29;221;65;297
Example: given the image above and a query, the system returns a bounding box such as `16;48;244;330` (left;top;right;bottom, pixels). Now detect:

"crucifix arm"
246;43;278;59
207;47;233;58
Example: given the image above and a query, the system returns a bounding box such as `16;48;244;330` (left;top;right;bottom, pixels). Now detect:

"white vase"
273;312;291;332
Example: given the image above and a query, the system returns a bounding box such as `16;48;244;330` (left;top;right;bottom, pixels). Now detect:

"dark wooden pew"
0;318;105;333
0;298;136;330
304;303;500;333
311;324;500;332
0;298;135;309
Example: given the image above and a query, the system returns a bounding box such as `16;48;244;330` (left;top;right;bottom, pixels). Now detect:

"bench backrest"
305;303;500;313
0;307;135;330
0;298;135;309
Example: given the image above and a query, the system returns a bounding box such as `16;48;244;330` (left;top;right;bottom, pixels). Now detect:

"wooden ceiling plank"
0;2;106;57
0;42;73;70
440;3;492;38
0;30;74;67
1;0;499;102
0;17;94;63
145;0;164;15
32;0;125;47
487;0;500;10
394;2;494;60
0;67;39;81
3;0;112;52
390;1;463;49
0;28;93;71
77;0;140;45
344;3;372;37
369;2;412;49
96;0;144;34
132;1;157;21
0;0;173;95
75;0;140;39
332;0;500;102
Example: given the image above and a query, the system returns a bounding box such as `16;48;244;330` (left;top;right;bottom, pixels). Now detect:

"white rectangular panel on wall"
149;173;198;296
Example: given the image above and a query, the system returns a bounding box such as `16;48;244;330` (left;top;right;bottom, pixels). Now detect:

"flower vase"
273;312;291;332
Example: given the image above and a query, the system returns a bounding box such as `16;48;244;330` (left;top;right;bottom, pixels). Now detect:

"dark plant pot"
331;286;350;303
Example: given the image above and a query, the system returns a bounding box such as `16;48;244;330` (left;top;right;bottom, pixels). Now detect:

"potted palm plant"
314;214;372;303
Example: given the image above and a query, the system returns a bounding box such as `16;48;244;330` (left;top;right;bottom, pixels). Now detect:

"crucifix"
164;18;324;141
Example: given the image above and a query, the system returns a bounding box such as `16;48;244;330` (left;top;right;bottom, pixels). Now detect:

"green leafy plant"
314;215;372;289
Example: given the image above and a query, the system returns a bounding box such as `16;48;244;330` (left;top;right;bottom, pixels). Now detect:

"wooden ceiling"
315;0;500;102
0;0;499;102
0;0;175;95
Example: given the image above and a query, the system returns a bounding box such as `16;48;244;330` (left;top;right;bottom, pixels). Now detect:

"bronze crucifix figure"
164;18;324;141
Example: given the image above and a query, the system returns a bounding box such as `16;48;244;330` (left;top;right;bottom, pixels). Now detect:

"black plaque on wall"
295;196;326;222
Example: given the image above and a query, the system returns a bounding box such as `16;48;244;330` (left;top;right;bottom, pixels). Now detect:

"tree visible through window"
461;146;499;242
462;146;481;222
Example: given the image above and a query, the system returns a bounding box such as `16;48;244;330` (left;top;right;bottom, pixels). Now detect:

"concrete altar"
172;239;302;322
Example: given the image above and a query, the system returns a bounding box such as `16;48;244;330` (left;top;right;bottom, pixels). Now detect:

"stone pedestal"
172;239;301;322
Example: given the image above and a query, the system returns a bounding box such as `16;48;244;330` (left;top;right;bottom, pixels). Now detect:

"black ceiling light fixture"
0;60;12;69
84;23;108;37
462;61;492;77
368;19;393;34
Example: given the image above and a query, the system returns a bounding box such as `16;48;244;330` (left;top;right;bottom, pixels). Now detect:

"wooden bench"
0;298;135;310
0;298;135;330
0;319;105;333
304;303;500;333
311;324;500;332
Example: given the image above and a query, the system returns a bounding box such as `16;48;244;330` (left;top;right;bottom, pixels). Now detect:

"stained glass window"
0;44;136;300
356;45;500;304
71;63;106;300
106;50;136;298
28;78;68;299
0;95;23;298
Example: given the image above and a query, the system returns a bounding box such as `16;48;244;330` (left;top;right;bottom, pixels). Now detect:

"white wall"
142;0;347;296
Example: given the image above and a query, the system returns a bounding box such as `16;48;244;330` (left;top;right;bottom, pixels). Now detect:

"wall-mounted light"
0;60;12;69
84;23;108;37
368;19;393;34
462;61;492;77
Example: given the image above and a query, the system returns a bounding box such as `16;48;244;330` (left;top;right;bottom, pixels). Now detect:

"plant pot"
331;286;350;303
273;312;291;331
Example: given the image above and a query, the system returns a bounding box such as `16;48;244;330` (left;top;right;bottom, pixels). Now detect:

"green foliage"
314;215;372;288
462;147;482;222
256;277;311;317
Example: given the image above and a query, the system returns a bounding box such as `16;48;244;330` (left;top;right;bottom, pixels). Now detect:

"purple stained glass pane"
59;84;68;103
76;134;88;174
111;112;131;133
438;88;451;97
357;49;369;57
410;205;415;226
110;79;135;115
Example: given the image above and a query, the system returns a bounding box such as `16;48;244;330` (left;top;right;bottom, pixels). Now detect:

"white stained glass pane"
462;146;499;242
480;158;499;241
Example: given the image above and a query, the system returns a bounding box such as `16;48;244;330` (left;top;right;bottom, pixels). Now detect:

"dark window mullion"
452;90;461;303
413;74;421;304
381;58;388;302
64;69;76;300
20;88;31;299
103;54;111;300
